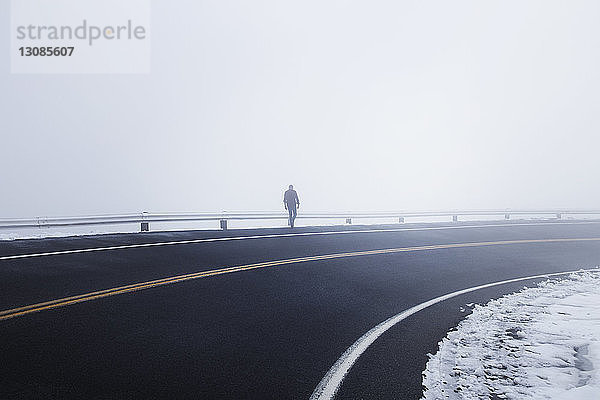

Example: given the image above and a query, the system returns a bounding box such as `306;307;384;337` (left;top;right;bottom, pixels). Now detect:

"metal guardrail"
1;210;600;232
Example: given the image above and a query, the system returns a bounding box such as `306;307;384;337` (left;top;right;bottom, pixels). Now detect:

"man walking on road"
283;185;300;228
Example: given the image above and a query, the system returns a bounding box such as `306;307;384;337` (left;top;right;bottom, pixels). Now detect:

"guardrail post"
140;212;149;232
346;218;352;224
505;213;510;220
398;217;405;223
37;216;48;229
452;215;458;222
220;219;228;230
556;213;562;219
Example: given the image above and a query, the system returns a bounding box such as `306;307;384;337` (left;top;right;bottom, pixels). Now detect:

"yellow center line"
2;237;600;321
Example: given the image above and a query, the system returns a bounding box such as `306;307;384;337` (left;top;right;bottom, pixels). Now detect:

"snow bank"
0;226;135;241
422;271;600;400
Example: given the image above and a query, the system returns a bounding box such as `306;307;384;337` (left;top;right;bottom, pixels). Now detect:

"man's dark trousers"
288;205;297;228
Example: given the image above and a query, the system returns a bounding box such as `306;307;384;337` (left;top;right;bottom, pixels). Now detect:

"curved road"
1;220;600;399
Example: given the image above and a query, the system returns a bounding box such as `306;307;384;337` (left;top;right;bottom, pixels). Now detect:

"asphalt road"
1;220;600;399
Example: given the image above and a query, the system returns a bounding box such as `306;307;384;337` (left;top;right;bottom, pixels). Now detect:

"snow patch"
422;271;600;400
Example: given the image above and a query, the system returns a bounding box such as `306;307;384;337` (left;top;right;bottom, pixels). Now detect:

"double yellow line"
2;237;599;321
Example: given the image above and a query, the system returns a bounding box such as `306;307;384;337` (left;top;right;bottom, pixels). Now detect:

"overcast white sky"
2;0;600;217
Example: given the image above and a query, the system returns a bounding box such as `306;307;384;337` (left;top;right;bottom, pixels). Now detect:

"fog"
2;0;600;217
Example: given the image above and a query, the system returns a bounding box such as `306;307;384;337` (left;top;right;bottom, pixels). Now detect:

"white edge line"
309;267;600;400
2;221;600;261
